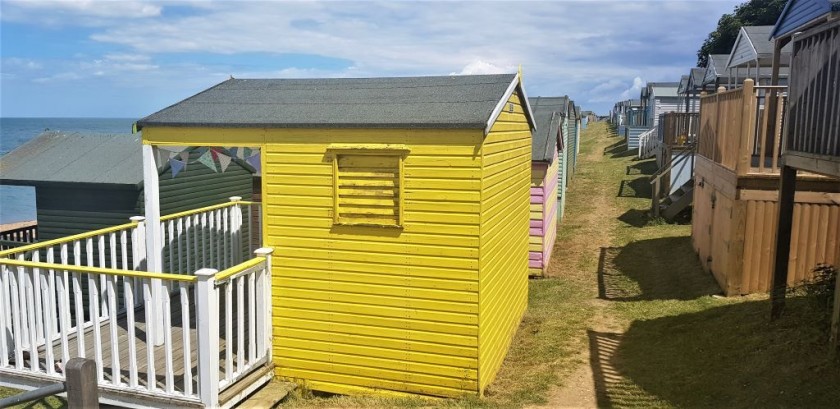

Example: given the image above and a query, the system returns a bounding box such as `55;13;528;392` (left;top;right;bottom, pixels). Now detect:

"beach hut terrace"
692;76;840;296
0;73;538;405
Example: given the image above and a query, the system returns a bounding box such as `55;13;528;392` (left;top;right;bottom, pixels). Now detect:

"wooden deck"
3;290;270;408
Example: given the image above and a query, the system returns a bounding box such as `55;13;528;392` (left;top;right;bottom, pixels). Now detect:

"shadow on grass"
617;178;652;199
595;297;840;408
626;161;658;176
603;140;626;156
616;209;649;228
597;237;721;301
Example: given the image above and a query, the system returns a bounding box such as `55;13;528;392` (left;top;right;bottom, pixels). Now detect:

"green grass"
0;387;65;409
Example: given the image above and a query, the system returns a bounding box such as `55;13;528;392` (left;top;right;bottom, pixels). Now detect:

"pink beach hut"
527;97;563;276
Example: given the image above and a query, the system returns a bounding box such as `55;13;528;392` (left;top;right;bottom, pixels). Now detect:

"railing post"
229;197;243;265
142;145;165;346
714;86;725;164
737;79;755;176
66;358;99;409
195;268;219;408
254;248;274;359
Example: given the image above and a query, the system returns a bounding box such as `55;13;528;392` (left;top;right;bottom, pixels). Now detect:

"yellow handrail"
0;220;139;258
214;257;266;281
0;258;197;282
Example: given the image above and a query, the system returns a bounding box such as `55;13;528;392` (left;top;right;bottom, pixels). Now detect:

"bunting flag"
169;158;186;178
228;147;238;159
155;147;170;168
246;153;261;173
198;149;217;172
179;151;190;162
217;152;232;173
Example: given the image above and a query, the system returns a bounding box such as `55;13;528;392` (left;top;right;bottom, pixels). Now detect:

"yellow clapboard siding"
277;236;478;259
276;338;475;372
274;316;477;348
277;342;478;379
277;356;477;390
275;257;477;282
477;89;530;393
267;224;479;248
276;286;478;317
279;269;478;294
275;246;478;270
275;304;477;336
277;327;477;358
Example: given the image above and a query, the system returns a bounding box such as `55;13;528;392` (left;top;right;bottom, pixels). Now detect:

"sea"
0;118;136;225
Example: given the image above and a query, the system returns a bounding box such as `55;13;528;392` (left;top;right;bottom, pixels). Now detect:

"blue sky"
1;0;742;117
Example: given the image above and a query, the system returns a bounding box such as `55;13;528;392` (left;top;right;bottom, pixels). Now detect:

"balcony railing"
698;79;788;176
0;199;271;409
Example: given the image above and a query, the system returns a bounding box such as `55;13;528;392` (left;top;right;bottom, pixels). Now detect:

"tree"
696;0;787;67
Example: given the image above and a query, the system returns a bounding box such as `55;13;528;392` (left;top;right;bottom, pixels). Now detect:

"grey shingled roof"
137;74;529;130
0;132;143;186
528;97;566;162
744;26;793;56
709;54;730;75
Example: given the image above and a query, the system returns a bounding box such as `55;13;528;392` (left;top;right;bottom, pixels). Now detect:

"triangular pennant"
198;150;217;172
179;151;191;163
211;149;219;161
246;153;261;173
217;153;232;173
169;158;186;178
228;147;238;159
155;147;170;168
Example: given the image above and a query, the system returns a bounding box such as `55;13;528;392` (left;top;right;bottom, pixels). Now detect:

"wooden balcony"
693;79;840;296
783;19;840;178
0;200;273;408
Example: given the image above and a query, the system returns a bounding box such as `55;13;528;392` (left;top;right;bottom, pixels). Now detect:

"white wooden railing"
638;125;660;159
0;198;269;408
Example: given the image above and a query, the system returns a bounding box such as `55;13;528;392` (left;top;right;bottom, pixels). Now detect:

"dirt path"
530;123;629;408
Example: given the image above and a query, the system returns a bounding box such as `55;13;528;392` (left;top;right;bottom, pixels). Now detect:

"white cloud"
451;60;515;75
619;77;646;100
2;0;745;115
3;0;161;23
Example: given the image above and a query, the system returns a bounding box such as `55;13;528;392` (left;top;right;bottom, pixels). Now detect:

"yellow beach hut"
135;74;536;397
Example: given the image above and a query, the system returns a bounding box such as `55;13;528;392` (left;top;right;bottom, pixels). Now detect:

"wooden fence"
698;79;788;176
661;112;698;148
785;19;840;174
0;222;38;251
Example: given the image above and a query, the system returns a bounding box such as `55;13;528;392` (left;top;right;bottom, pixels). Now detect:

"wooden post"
763;40;783;161
66;358;99;409
142;145;164;346
831;270;840;354
771;164;797;319
737;79;755;176
254;248;274;358
195;268;219;408
229;196;243;265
